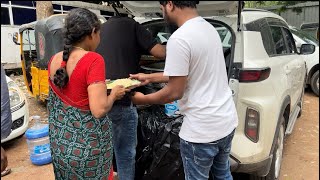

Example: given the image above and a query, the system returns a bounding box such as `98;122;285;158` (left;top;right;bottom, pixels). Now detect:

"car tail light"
245;108;260;143
239;68;271;82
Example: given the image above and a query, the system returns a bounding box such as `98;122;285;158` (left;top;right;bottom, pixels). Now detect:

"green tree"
245;1;312;14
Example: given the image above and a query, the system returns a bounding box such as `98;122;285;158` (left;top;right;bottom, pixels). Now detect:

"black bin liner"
135;105;185;180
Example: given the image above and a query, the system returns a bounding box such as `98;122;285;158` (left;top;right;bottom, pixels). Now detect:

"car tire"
250;117;285;180
310;70;319;96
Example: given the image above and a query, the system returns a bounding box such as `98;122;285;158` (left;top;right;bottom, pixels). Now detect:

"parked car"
290;26;319;96
121;1;315;179
300;22;319;41
1;75;29;143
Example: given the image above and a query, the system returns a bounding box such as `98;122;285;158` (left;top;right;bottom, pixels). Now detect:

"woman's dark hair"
53;8;101;88
159;1;199;9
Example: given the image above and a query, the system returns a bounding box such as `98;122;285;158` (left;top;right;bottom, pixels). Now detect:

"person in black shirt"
96;16;165;180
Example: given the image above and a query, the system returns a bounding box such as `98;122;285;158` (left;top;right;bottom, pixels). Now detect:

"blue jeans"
108;104;138;180
180;129;235;180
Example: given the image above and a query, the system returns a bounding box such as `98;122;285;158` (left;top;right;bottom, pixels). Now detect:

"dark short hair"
159;1;199;9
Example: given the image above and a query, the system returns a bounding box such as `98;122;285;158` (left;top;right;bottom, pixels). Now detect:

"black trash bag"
135;105;168;180
135;105;185;180
143;117;185;180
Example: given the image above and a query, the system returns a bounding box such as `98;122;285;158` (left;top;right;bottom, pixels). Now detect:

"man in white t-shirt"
130;1;238;179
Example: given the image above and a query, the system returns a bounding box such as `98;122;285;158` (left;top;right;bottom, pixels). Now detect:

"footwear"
1;168;11;177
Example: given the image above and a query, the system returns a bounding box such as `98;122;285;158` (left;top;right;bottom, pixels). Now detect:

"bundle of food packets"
106;78;141;90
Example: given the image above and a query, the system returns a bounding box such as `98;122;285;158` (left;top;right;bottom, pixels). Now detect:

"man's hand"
130;72;168;84
1;147;8;172
129;73;150;86
132;76;187;105
131;92;148;105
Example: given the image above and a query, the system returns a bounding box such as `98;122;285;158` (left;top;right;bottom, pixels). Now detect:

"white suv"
122;2;315;179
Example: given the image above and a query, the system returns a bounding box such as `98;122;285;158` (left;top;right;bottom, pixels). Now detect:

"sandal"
1;168;11;177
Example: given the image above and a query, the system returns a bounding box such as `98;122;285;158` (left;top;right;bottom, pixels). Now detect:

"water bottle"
25;115;52;165
165;100;180;117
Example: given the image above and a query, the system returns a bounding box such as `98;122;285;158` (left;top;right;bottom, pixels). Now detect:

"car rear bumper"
230;155;273;177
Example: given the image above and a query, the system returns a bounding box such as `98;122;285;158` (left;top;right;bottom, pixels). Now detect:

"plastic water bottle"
165;100;180;117
25;115;52;165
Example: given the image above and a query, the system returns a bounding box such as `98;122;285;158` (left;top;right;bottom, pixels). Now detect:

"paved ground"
2;75;319;180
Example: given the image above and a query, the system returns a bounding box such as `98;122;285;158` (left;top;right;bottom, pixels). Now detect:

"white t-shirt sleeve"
163;37;190;76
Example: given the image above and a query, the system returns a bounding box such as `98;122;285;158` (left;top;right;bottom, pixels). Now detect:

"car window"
144;20;232;49
282;28;296;54
270;26;287;55
161;33;171;39
216;27;231;48
217;28;228;42
228;36;232;46
155;32;171;44
301;29;318;41
260;23;276;56
290;28;319;46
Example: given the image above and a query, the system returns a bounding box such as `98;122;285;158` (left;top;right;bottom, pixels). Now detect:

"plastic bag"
135;105;185;180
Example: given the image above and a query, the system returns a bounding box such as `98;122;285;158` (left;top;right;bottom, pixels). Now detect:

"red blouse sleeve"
86;54;106;85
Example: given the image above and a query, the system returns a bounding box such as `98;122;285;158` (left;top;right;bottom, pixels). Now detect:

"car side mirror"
299;44;315;55
12;32;20;45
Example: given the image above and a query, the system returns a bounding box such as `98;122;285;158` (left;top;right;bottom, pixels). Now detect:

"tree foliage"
245;1;312;14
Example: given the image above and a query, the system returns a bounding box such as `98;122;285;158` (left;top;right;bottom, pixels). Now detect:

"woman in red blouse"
47;8;126;180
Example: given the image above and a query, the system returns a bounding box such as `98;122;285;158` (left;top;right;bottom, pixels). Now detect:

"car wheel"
310;70;319;96
250;117;285;180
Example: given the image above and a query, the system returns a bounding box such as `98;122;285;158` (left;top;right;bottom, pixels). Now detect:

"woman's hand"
110;85;128;100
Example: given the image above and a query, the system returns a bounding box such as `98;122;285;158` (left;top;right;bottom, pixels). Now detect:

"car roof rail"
242;8;271;13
